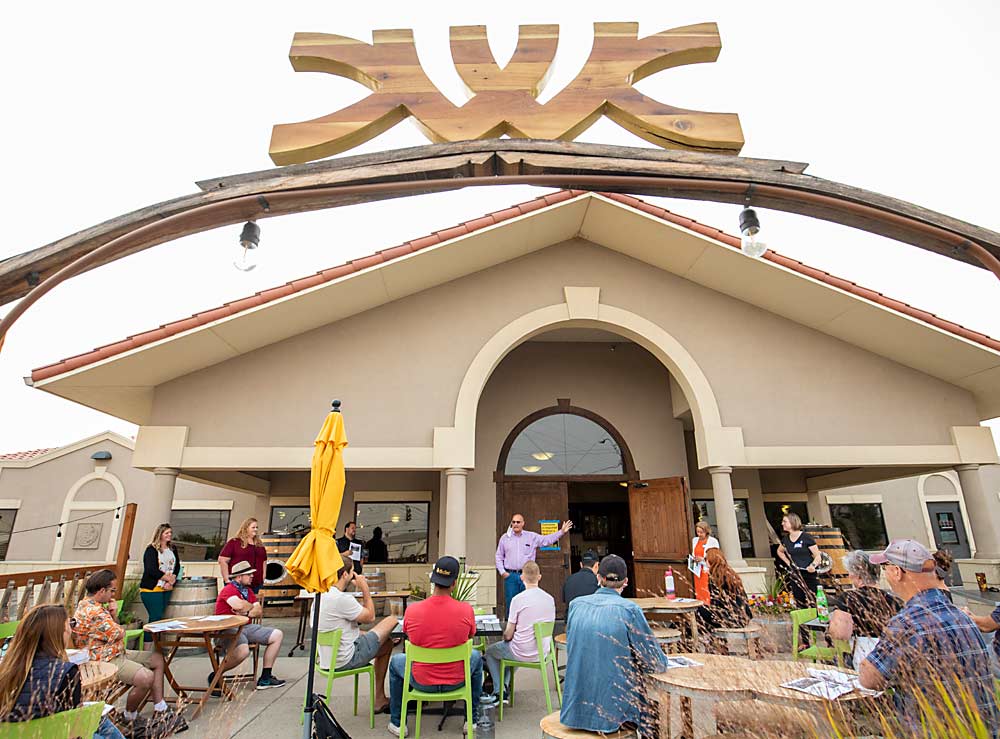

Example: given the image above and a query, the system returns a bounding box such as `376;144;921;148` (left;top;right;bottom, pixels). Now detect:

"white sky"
1;1;998;453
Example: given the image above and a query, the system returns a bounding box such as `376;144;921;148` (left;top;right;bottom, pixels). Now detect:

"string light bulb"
738;207;768;258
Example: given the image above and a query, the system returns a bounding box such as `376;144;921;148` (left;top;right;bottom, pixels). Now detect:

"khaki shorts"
110;649;154;685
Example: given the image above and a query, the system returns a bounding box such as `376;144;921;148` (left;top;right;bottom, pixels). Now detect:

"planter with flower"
749;575;796;654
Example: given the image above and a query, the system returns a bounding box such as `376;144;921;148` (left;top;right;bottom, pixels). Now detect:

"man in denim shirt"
560;555;667;735
861;539;998;736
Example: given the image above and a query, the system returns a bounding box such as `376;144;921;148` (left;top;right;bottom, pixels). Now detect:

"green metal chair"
1;701;104;738
300;629;376;728
499;620;561;720
116;599;145;650
790;608;850;664
0;620;19;640
400;639;473;739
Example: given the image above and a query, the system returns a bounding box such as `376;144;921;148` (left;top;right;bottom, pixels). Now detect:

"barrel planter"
804;524;851;593
753;614;793;655
162;577;219;619
260;531;303;616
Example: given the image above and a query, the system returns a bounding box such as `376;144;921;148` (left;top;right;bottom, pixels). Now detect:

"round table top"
79;660;117;689
143;615;248;633
628;597;703;612
650;652;867;705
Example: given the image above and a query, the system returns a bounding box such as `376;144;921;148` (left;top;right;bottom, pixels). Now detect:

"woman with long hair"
696;549;752;640
139;522;181;623
0;604;124;737
691;520;720;604
218;517;267;593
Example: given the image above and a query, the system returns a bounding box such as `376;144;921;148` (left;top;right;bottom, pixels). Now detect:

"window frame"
691;498;755;558
828;501;890;551
269;505;311;533
353;500;430;565
169;509;233;561
0;508;18;561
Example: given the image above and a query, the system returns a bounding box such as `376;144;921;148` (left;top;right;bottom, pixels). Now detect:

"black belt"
505;569;522;574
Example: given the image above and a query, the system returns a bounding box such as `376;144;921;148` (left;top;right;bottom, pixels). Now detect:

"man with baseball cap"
560;555;667;736
562;549;600;608
387;556;484;736
860;539;998;734
211;560;286;690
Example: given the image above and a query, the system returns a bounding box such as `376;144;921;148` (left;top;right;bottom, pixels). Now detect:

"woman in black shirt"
776;512;822;609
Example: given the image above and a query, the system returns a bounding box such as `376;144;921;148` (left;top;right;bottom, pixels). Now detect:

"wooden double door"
497;476;692;617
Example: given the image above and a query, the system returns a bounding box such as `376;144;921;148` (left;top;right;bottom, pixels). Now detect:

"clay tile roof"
30;190;1000;384
0;448;53;462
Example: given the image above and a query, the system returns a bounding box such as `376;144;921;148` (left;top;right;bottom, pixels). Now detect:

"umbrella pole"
302;593;323;739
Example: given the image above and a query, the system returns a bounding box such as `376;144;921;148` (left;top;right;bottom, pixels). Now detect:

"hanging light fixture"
521;465;542;473
234;221;261;272
738;207;767;258
531;452;554;461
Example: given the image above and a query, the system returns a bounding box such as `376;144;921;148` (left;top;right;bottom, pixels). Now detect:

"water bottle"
816;585;829;623
664;567;676;600
477;703;496;739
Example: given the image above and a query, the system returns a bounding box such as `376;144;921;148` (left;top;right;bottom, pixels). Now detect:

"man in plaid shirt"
861;540;998;735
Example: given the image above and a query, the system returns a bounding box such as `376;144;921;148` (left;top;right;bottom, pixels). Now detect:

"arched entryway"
495;400;692;616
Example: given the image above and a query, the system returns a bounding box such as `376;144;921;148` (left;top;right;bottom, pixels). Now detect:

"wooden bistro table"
651;653;873;739
144;614;249;719
289;589;411;656
80;660;118;701
628;597;703;649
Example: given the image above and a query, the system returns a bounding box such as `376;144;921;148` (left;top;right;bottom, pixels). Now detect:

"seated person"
0;603;125;738
695;548;752;650
560;555;667;736
72;569;182;731
388;556;483;736
561;550;599;608
212;561;286;690
828;550;902;666
860;539;998;735
482;560;555;703
318;555;396;713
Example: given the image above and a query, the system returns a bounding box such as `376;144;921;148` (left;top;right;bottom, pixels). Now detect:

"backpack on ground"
309;694;352;739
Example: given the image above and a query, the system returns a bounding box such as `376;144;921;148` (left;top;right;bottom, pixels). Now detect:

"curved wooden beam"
2;140;999;312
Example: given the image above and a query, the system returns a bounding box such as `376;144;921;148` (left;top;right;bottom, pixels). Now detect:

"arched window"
504;412;625;476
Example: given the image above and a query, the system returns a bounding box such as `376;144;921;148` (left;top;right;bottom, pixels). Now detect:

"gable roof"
0;448;53;462
0;431;134;468
28;191;1000;422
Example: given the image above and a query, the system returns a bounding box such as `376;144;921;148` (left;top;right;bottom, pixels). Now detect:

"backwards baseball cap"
430;556;460;587
581;549;599;565
598;554;628;583
870;539;935;573
231;561;256;578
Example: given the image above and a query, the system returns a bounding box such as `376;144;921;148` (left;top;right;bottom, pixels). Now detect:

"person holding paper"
691;521;719;604
336;521;366;575
495;514;572;613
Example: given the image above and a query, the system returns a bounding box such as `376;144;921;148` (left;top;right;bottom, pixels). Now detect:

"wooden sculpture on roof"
269;22;744;165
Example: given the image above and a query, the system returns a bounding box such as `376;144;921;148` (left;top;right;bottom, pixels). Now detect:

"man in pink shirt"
481;561;555;705
495;514;572;613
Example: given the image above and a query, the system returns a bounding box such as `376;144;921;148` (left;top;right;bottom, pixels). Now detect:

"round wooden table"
79;660;117;700
650;653;874;738
144;614;249;719
628;597;703;648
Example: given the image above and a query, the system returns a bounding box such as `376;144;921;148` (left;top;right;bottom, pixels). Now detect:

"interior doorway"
567;482;634;597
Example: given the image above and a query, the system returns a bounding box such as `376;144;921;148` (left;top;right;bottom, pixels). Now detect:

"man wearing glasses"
495;514;572;614
860;540;998;735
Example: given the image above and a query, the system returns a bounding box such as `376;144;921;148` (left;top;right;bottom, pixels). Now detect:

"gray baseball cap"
870;539;934;573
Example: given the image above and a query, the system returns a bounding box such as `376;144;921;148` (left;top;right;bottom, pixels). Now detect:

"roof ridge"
30;189;1000;381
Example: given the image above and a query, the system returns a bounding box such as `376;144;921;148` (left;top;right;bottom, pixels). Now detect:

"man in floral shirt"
73;569;179;729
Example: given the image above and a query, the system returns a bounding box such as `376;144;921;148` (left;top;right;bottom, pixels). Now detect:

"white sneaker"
388;722;401;736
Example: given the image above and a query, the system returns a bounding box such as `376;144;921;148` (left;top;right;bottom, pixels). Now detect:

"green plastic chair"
300;629;376;728
0;620;19;640
790;608;850;664
1;701;104;738
116;599;145;650
472;607;489;655
499;621;561;720
400;639;473;739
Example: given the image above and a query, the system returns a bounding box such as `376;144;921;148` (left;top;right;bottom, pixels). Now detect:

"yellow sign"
269;22;743;165
539;519;560;551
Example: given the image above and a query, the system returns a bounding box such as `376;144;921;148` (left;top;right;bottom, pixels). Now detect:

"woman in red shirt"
218;518;267;593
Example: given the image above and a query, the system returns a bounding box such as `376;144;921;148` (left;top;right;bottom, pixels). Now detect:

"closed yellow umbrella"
286;402;347;592
288;400;348;738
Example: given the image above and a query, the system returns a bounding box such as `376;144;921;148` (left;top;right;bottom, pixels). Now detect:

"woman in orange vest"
691;520;720;603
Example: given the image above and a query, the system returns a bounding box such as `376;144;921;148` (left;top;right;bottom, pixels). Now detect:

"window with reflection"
354;502;429;564
171;510;231;561
270;506;311;533
692;500;755;558
0;509;17;560
505;413;624;475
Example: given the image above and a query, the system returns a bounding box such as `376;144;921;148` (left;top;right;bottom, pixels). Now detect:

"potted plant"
118;580;143;629
748;574;795;654
449;558;480;604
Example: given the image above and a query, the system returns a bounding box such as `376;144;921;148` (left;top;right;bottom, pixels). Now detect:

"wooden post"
115;503;137;587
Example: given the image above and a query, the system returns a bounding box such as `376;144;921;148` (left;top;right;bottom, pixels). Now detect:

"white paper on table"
673;597;700;604
199;615;231;621
687;555;703;578
83;701;114;717
664;656;702;669
782;676;854;700
145;620;186;633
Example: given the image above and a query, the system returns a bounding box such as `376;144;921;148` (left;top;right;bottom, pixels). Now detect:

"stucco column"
444;468;469;560
957;464;1000;559
147;467;179;551
807;490;832;526
709;466;747;567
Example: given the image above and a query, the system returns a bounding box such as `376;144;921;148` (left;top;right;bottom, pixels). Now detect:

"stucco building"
21;191;1000;609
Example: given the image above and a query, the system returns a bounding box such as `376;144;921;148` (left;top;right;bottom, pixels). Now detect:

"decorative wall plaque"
74;522;103;550
270;22;743;164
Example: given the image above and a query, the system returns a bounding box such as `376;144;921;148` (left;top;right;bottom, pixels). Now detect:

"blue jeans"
484;640;516;697
388;650;483;727
95;716;126;739
503;571;525;614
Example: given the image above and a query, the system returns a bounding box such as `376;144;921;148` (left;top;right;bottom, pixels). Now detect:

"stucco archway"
433;286;741;470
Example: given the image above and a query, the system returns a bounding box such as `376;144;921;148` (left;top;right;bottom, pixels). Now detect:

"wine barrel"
261;532;303;616
366;571;387;593
261;532;301;559
162;577;219;619
804;524;851;593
